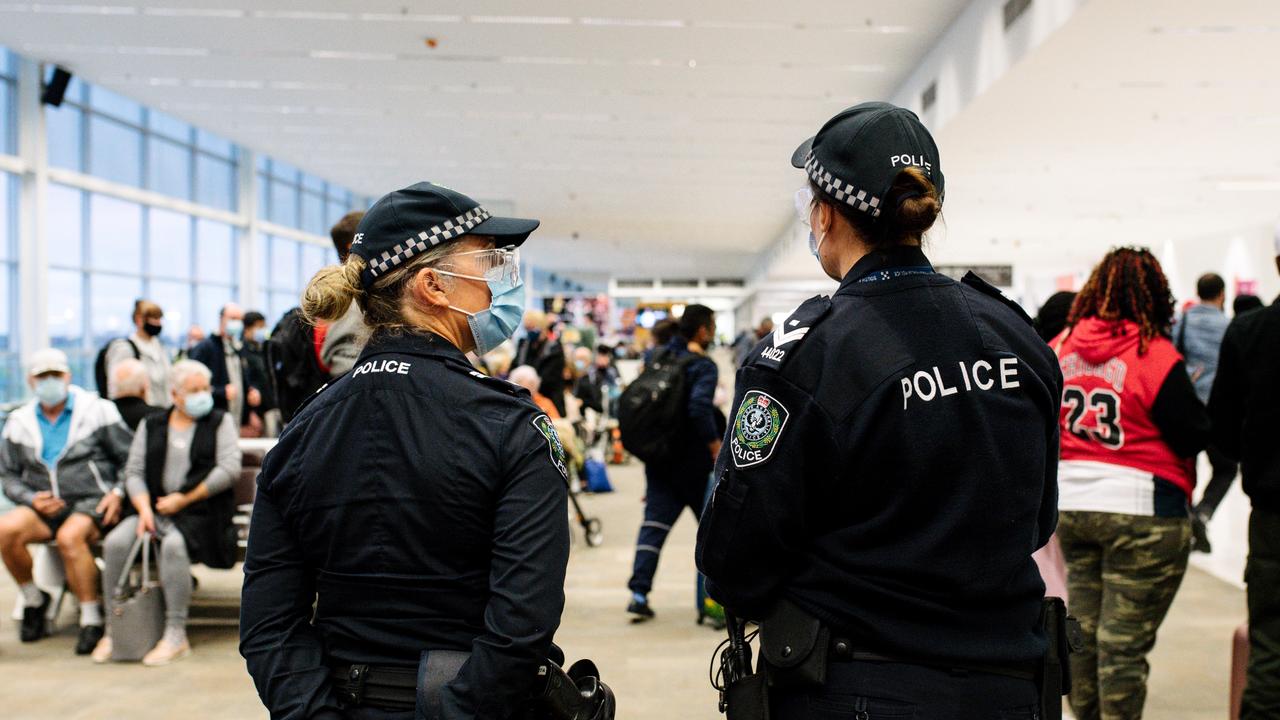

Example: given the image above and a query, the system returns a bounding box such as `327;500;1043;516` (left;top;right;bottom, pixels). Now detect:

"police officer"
240;183;574;720
696;103;1064;719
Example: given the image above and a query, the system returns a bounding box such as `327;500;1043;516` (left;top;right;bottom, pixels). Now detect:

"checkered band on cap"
367;206;492;279
804;152;882;218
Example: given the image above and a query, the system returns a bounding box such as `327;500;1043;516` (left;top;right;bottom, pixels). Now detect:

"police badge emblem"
532;414;569;480
730;390;790;468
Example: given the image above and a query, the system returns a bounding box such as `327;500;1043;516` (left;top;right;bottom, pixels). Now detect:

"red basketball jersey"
1055;317;1194;499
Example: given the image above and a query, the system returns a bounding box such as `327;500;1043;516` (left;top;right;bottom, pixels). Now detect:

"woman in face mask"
240;183;605;720
94;359;242;665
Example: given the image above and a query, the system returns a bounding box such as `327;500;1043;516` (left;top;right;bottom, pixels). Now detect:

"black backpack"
93;338;140;398
268;307;329;423
617;349;697;463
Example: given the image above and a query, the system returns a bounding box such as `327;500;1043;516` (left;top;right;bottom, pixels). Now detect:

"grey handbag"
109;533;165;662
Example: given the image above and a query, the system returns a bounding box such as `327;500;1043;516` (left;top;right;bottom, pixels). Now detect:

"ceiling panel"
0;0;973;278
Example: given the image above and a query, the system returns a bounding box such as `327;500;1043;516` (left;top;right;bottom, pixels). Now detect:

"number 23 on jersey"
1062;385;1124;449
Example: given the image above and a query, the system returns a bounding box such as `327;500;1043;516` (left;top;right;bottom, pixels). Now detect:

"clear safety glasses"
794;187;814;228
435;245;521;285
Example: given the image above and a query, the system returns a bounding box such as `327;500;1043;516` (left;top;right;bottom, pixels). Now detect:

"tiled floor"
0;462;1247;719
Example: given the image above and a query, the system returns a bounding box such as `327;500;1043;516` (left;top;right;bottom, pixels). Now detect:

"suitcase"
1231;623;1249;720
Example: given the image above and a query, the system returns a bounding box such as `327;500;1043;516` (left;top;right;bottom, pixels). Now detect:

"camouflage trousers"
1057;511;1191;720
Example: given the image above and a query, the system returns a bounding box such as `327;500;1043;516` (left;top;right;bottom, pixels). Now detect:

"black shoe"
1191;510;1212;554
75;624;105;656
19;591;52;643
627;596;655;623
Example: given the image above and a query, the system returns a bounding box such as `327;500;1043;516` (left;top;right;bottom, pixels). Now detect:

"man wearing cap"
1209;225;1280;719
697;103;1062;719
0;348;134;654
241;183;611;720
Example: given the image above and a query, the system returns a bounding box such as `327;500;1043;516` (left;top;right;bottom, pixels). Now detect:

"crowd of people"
0;164;1276;719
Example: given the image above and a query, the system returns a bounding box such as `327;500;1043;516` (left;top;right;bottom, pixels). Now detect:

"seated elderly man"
510;364;561;419
0;349;132;654
110;358;164;431
94;359;241;666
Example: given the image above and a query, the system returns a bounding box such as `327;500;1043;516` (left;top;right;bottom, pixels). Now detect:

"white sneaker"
142;638;191;666
91;636;113;664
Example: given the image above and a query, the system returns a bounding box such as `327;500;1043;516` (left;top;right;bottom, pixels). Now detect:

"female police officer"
696;103;1064;719
240;183;574;720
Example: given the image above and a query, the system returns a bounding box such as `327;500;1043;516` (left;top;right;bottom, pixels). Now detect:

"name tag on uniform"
901;358;1020;410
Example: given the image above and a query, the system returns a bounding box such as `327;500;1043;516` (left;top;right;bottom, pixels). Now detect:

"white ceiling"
0;0;972;279
928;0;1280;273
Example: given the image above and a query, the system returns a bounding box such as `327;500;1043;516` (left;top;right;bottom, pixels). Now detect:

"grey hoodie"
1;386;134;506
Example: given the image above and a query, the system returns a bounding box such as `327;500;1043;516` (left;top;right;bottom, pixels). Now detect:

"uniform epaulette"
961;272;1033;326
466;369;528;398
747;294;833;372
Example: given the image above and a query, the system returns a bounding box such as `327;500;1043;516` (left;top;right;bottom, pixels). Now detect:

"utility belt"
717;598;1080;720
330;650;616;720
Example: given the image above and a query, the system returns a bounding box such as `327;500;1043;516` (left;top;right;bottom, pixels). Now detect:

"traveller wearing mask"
189;303;262;429
697;102;1062;719
240;183;597;720
105;299;172;406
92;359;241;665
0;349;133;654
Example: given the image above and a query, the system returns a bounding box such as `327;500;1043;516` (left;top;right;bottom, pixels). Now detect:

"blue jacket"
657;336;720;473
240;331;570;720
1173;303;1229;404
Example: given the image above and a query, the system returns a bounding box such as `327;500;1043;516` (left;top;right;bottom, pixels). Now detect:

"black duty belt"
330;663;418;711
827;637;1039;683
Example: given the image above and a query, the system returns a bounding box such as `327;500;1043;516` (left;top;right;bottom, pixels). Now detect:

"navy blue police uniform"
240;183;570;720
696;103;1065;719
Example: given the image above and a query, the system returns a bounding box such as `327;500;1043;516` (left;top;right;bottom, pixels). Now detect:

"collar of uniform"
836;245;933;294
357;330;472;367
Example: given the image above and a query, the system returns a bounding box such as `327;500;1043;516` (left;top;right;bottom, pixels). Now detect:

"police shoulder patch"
729;390;791;468
531;414;569;480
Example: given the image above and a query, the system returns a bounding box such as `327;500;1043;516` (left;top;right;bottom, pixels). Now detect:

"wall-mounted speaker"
41;66;73;107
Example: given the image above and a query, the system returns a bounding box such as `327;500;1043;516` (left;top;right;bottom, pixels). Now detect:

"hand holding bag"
109;533;166;662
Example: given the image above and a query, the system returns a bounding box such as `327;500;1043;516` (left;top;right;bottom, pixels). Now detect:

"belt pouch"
415;649;472;720
724;671;770;720
759;599;829;689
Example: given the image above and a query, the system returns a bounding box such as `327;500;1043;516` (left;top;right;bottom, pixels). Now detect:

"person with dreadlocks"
1051;246;1210;720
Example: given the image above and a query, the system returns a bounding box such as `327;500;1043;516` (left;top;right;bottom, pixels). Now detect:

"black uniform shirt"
696;246;1063;667
240;331;570;720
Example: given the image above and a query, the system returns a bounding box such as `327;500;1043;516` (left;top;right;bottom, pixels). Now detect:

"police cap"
791;102;945;220
351;181;540;288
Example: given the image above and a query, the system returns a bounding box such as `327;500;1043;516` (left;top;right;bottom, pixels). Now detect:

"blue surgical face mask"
183;391;214;419
224;319;244;341
34;377;68;408
439;274;527;356
808;227;827;259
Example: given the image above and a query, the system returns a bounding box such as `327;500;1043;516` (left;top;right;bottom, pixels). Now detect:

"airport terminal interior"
0;1;1278;719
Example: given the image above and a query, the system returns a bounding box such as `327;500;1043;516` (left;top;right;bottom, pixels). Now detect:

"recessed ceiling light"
579;17;685;28
358;13;462;23
688;59;697;68
30;4;136;15
309;50;396;61
142;7;246;18
469;15;573;25
253;10;352;21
